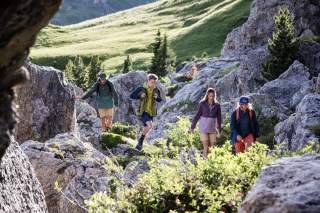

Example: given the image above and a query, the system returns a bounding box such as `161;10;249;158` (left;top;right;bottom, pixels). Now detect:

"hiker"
190;88;222;158
78;73;119;132
130;74;162;151
230;97;260;154
186;63;198;80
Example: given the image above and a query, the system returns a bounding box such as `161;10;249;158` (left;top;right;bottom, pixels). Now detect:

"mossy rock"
111;122;137;139
101;133;128;149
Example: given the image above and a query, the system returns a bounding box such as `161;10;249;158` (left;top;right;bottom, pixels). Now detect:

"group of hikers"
78;72;260;155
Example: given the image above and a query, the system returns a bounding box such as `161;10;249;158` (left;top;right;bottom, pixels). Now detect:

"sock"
139;134;145;144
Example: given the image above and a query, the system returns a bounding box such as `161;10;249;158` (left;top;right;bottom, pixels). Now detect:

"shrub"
165;116;202;150
111;123;137;139
101;133;128;149
86;143;274;213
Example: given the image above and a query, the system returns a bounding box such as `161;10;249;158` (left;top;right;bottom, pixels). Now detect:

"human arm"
81;83;98;100
130;87;144;100
190;103;202;130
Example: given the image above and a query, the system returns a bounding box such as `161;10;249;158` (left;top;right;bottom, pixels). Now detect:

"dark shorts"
141;112;153;127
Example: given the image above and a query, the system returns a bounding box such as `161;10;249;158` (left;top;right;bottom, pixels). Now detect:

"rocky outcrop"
15;62;75;143
0;1;61;212
222;0;320;58
75;100;101;146
239;155;320;213
0;141;48;212
275;94;320;151
258;61;311;110
0;0;62;159
21;133;109;213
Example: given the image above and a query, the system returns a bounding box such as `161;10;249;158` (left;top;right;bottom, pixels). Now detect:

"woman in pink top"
190;88;222;158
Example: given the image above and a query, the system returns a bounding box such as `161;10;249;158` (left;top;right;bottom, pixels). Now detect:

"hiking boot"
135;142;143;151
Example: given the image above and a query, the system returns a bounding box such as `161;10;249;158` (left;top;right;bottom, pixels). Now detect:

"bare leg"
202;140;209;158
105;115;113;129
101;116;107;132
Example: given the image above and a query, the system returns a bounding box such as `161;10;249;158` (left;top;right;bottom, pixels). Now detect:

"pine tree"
158;34;169;76
64;59;75;83
123;55;132;73
262;8;299;81
73;55;86;88
85;55;101;89
150;29;162;75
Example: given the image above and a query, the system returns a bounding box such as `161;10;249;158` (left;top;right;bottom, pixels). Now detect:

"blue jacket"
230;109;260;144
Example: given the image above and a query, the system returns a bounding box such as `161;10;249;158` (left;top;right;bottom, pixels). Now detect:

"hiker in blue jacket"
78;73;119;132
130;74;162;151
230;97;260;153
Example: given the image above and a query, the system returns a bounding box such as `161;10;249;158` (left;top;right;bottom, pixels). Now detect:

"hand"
237;135;243;141
140;92;146;98
75;96;81;100
153;93;159;99
216;130;221;138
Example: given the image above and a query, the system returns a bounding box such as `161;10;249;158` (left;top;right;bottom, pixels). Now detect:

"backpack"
96;80;112;96
236;108;253;122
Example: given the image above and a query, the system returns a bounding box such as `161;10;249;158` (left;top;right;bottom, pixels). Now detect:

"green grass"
31;0;252;73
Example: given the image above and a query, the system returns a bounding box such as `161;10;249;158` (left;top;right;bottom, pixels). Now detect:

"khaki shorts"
200;133;217;144
99;108;113;117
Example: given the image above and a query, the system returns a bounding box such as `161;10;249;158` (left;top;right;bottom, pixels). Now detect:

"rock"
21;133;109;213
75;100;101;146
298;41;320;77
0;1;61;212
239;155;320;213
123;159;149;186
275;93;320;150
0;0;62;159
0;141;48;212
222;0;320;58
15;62;75;143
259;61;311;110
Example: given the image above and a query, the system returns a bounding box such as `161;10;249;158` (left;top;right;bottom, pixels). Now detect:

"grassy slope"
52;0;156;25
31;0;251;74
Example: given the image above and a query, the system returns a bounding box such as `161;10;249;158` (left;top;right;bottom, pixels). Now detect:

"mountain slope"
52;0;156;25
31;0;252;74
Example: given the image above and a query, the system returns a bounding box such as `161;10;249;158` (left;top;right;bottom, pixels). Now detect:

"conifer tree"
73;55;86;88
150;29;162;75
85;55;101;89
64;59;75;83
262;8;299;81
123;55;132;73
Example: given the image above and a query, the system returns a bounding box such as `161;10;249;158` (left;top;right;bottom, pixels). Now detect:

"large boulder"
0;141;48;212
15;62;75;143
275;93;320;150
75;100;101;146
21;133;109;213
239;155;320;213
222;0;320;58
0;1;61;212
259;61;312;110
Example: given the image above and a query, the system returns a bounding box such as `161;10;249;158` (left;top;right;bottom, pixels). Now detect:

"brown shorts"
200;133;217;144
98;108;113;117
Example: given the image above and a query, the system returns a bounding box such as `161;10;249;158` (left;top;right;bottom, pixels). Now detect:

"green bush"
101;133;128;149
111;123;137;139
86;143;274;213
165;116;202;150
